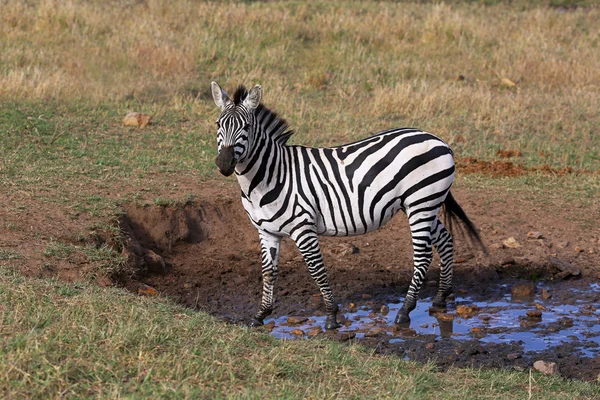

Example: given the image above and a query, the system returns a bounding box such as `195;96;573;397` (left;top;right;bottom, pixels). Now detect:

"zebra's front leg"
395;223;433;324
249;231;281;327
293;230;340;330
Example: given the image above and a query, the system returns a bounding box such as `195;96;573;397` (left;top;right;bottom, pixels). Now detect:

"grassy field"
1;269;598;399
1;0;600;397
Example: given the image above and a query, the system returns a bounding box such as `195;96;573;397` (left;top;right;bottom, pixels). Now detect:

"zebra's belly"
315;197;404;237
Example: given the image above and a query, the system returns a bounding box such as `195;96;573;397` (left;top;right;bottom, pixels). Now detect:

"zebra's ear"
243;84;262;110
211;81;231;109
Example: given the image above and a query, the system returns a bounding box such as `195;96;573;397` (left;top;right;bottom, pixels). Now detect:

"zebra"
210;82;484;329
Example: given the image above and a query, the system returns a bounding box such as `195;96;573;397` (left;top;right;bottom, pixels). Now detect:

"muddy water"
265;281;600;377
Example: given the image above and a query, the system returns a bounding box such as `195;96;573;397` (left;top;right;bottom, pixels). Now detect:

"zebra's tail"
443;191;488;255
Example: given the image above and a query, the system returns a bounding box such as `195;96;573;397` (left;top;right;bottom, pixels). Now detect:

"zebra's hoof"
248;317;264;327
394;313;411;324
325;318;341;330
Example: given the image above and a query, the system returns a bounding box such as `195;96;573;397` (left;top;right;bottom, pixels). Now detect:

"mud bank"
118;197;600;381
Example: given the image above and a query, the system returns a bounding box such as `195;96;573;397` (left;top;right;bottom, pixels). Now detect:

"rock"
290;329;305;336
457;289;468;294
264;321;275;331
364;328;385;338
361;293;372;300
287;316;309;325
557;241;570;249
534;303;546;310
526;310;543;319
541;289;551;299
527;231;543;240
471;327;483;333
533;360;559;376
437;313;455;322
123;112;151;128
558;317;574;328
307;326;322;337
574;246;584;253
144;250;166;273
137;284;158;296
394;327;417;337
489;243;504;251
348;302;356;311
420;324;429;329
183;282;193;289
547;256;580;279
507;353;522;360
380;305;390;315
337;332;356;341
503;237;521;249
511;282;535;297
456;305;479;317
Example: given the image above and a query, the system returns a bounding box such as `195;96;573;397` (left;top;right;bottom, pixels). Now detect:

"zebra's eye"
243;123;250;131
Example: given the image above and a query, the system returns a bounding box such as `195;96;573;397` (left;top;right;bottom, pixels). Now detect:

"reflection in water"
267;282;600;358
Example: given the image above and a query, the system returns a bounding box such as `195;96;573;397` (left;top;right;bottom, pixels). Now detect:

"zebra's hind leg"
395;213;434;324
293;230;340;330
431;217;454;309
249;231;281;327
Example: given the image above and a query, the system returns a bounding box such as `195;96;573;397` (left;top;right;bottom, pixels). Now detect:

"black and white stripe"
211;82;483;328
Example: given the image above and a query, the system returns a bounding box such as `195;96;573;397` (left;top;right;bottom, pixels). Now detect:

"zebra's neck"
235;116;289;201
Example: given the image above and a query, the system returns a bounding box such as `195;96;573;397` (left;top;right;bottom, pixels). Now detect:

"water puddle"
265;282;600;358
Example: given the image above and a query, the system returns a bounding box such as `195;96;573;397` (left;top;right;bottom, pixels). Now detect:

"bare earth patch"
1;178;599;380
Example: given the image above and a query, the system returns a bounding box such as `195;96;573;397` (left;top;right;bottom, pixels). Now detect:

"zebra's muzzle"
216;146;237;176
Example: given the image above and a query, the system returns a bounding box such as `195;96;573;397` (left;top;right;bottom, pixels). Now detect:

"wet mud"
117;192;600;382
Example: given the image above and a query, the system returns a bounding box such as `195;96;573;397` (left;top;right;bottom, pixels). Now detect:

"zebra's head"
211;82;262;176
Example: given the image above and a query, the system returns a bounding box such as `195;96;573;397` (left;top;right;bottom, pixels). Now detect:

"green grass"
0;269;598;399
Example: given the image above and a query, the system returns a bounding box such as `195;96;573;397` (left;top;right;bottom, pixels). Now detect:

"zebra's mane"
233;85;295;145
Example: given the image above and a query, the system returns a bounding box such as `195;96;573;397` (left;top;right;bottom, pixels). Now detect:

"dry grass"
1;1;598;169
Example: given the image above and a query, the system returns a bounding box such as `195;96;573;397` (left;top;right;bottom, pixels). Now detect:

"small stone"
437;313;454;322
575;246;584;253
287;316;309;325
123;112;151;128
533;360;559;376
361;293;372;300
183;282;193;289
306;326;322;337
507;353;522;360
526;310;543;319
457;289;468;295
337;332;356;341
420;324;429;329
380;305;390;315
290;329;305;336
365;328;385;338
541;289;551;299
547;256;581;279
527;231;543;240
425;343;435;349
264;321;275;331
558;317;574;328
557;241;570;249
503;237;521;249
394;327;417;337
489;243;504;251
512;282;535;297
471;327;483;333
312;293;321;297
137;284;158;296
534;303;546;310
456;305;479;317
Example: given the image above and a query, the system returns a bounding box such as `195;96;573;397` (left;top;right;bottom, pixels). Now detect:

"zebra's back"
287;128;455;237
